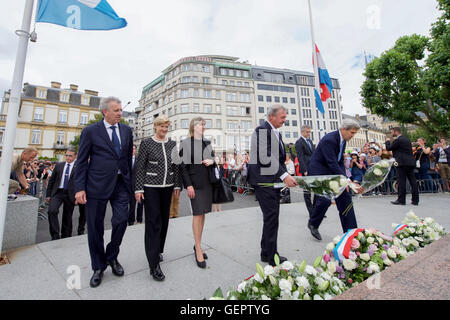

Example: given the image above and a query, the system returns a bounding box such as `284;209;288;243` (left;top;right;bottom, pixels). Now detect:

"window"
215;104;221;113
226;106;239;116
258;107;265;113
244;82;249;87
222;80;228;85
37;90;46;99
204;90;212;98
192;76;199;83
216;119;222;128
181;119;189;128
202;65;210;73
193;103;199;113
193;89;199;98
274;96;280;103
292;120;298;127
82;96;89;105
203;77;210;84
220;68;227;76
215;91;221;99
61;92;69;102
182;64;190;72
80;113;88;125
204;119;212;128
266;96;272;102
282;97;288;103
285;120;290;126
285;131;291;138
258;95;264;102
181;104;189;113
236;70;242;77
181;89;189;98
240;93;250;102
291;109;297;115
182;76;190;83
58;110;67;123
31;130;41;144
227;121;238;129
204;104;212;113
290;97;296;104
243;71;249;78
34;107;44;121
228;69;234;76
56;131;65;145
293;132;299;138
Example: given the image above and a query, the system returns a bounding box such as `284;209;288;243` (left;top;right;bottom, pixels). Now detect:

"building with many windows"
0;81;101;160
135;55;343;154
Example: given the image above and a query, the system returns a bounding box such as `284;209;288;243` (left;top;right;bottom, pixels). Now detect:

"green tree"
69;113;129;151
361;0;449;139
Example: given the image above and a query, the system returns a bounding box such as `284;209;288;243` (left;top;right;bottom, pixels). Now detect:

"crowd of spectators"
217;136;449;197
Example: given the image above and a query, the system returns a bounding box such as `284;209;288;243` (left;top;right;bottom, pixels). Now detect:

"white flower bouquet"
392;210;447;252
260;175;349;200
210;211;447;300
356;159;396;193
211;255;347;300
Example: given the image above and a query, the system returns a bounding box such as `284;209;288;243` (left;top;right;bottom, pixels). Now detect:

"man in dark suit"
248;105;298;266
128;144;144;225
46;148;77;240
385;127;419;205
307;119;364;240
295;125;315;216
75;96;134;288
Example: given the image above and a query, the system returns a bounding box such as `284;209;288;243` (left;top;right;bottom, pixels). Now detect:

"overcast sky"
0;0;441;115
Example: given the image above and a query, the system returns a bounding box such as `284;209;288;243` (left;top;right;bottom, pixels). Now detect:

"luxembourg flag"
313;45;333;115
333;228;365;263
393;224;408;236
36;0;127;30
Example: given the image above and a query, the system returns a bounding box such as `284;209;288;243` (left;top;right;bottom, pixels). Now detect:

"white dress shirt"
103;119;122;145
267;121;289;181
58;161;74;189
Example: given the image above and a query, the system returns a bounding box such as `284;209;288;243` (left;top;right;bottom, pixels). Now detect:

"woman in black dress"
180;117;215;268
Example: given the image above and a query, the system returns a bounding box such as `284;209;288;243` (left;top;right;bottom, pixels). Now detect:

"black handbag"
212;177;234;204
208;163;221;185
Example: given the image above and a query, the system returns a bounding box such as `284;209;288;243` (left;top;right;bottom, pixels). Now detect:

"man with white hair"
74;96;134;288
307;118;364;240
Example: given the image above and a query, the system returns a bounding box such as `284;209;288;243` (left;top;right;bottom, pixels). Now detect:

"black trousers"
86;175;130;271
303;190;314;217
47;189;75;239
143;186;173;268
128;195;144;224
309;190;358;233
396;166;419;204
77;204;86;235
255;186;281;264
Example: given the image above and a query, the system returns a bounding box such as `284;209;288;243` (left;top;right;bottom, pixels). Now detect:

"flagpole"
0;0;35;255
307;0;324;140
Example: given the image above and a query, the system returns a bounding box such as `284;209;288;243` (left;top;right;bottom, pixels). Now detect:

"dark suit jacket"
295;136;315;175
46;161;77;202
248;121;287;187
74;120;134;200
308;130;346;176
385;135;416;167
179;137;215;189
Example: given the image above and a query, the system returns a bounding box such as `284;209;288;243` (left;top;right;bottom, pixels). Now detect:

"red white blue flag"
393;224;408;236
313;45;333;114
333;228;365;262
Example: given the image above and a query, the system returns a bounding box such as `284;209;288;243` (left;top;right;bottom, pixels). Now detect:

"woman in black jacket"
135;115;181;281
179;117;215;269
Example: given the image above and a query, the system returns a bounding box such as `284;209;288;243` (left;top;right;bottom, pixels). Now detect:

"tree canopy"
361;0;449;140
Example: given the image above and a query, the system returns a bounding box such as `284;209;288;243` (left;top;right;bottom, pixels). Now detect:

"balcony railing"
53;142;68;149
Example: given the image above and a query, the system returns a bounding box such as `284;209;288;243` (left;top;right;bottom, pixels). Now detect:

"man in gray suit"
295;125;315;216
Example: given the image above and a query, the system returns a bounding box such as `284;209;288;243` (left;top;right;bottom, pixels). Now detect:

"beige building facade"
0;82;101;160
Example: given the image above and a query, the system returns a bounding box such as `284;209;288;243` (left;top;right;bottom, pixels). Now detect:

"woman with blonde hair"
135;115;181;281
179;117;215;268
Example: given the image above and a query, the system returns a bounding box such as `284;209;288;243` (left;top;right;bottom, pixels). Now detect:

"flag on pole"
36;0;127;30
312;44;333;114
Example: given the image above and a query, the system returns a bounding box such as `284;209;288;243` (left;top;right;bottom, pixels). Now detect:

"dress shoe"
308;223;322;241
411;202;419;206
159;253;164;262
89;270;104;288
261;253;287;264
150;264;165;281
193;245;208;260
107;259;124;277
391;200;405;205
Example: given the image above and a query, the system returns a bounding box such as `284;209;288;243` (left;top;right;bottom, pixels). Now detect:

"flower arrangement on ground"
210;211;447;300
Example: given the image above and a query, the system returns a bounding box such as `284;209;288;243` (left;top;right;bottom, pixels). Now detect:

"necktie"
110;125;121;157
63;163;70;190
307;138;313;151
338;140;345;161
279;132;285;156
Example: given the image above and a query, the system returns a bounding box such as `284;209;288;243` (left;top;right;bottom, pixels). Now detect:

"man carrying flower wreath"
307;119;364;240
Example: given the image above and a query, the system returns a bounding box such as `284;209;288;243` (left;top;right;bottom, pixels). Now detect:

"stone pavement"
0;194;449;300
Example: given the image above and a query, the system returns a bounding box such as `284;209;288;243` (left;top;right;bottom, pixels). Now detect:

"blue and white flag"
36;0;127;30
